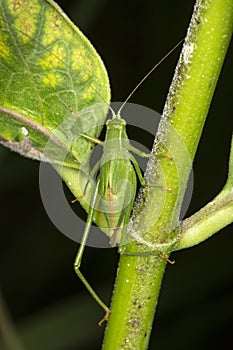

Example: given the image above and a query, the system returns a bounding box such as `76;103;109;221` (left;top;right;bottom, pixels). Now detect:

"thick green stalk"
102;0;233;349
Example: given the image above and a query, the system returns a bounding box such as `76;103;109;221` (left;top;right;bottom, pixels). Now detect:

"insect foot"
158;251;175;264
74;261;111;325
98;309;111;326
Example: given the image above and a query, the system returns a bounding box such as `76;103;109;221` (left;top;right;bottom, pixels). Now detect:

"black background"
0;0;233;349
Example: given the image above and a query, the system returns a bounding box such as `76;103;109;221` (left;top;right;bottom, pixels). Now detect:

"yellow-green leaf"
0;0;110;168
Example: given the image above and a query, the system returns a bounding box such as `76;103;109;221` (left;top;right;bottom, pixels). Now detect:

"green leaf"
0;0;110;169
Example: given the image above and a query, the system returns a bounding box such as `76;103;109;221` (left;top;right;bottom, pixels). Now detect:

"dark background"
0;0;233;349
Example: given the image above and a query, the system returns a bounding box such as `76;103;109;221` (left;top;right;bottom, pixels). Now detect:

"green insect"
73;40;182;324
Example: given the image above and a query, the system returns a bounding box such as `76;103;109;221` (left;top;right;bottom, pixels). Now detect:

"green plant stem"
176;135;233;250
177;186;233;250
102;0;233;349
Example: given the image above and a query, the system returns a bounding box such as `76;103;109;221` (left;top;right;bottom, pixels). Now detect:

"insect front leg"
129;153;165;188
129;144;153;158
80;133;104;146
129;142;173;162
73;179;110;325
129;151;174;193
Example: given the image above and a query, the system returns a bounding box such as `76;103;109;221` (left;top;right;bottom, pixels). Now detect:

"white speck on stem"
182;42;195;65
22;127;28;136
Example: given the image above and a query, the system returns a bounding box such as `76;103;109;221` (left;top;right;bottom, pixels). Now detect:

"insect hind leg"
73;179;110;325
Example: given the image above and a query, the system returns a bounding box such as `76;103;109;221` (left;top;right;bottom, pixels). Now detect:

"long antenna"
117;38;184;117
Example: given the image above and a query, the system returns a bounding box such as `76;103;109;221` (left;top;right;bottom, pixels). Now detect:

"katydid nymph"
73;44;183;324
